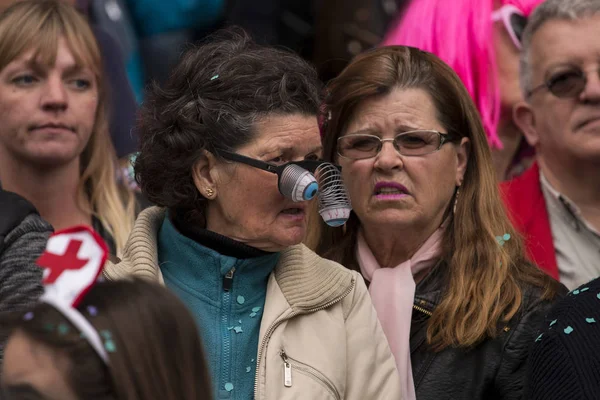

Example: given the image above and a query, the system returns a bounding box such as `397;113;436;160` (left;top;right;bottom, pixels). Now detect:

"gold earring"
453;188;460;215
206;188;214;198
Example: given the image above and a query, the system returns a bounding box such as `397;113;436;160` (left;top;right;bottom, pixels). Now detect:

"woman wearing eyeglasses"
383;0;539;181
317;46;565;400
102;28;401;400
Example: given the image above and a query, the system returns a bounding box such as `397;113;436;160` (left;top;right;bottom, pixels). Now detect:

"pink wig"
382;0;543;149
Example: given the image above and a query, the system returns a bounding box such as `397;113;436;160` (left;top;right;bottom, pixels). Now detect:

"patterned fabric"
526;277;600;399
0;214;53;363
158;215;278;400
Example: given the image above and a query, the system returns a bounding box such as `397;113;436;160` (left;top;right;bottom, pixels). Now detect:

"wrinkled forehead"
530;16;600;78
344;88;442;134
250;113;322;156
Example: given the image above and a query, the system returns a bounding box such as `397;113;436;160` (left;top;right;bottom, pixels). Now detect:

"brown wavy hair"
316;46;561;350
0;0;135;254
2;279;211;399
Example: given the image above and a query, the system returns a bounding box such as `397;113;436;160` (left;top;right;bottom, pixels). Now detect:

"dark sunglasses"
218;150;338;202
492;5;527;49
527;68;598;99
219;150;325;174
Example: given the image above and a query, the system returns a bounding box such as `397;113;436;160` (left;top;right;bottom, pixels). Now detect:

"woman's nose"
40;77;68;111
374;140;403;171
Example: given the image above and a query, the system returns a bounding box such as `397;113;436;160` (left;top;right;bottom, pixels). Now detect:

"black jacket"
0;189;53;363
410;265;565;400
525;277;600;400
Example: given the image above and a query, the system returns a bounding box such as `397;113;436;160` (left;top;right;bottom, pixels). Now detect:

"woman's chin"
361;208;420;229
272;226;306;248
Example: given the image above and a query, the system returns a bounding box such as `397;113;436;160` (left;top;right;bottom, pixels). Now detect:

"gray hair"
134;27;323;214
520;0;600;97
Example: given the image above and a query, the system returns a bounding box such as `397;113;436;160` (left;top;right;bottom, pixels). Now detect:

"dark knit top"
525;277;600;400
0;213;53;363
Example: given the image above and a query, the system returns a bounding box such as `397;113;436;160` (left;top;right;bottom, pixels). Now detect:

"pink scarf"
356;225;445;400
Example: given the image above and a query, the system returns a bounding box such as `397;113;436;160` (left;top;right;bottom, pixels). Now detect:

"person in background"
1;228;212;399
318;45;564;399
0;182;52;363
84;0;145;108
124;0;225;87
0;0;137;256
78;0;140;158
525;275;600;400
383;0;542;181
503;0;600;289
0;0;139;159
104;28;401;400
312;0;409;82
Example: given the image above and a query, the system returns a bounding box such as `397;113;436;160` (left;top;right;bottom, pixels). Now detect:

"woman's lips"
29;123;76;136
374;193;409;200
373;181;410;199
279;207;306;221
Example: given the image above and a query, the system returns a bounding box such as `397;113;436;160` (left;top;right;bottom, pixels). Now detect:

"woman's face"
200;113;322;252
1;330;78;400
337;88;469;235
0;37;98;169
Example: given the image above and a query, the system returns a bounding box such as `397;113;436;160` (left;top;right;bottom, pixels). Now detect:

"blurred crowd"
0;0;599;399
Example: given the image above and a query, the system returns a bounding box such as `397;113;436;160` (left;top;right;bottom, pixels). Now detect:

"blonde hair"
317;46;561;350
0;0;135;254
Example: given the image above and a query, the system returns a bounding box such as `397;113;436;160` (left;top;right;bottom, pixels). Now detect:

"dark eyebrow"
344;128;380;136
544;62;581;78
345;124;422;137
21;60;46;76
394;124;421;133
2;383;48;400
277;145;323;157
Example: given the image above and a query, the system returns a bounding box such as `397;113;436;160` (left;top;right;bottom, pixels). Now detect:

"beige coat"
104;207;401;399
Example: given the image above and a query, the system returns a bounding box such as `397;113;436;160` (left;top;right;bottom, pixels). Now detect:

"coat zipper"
281;350;293;387
221;267;235;393
280;350;341;400
253;278;355;399
223;267;235;292
413;303;433;316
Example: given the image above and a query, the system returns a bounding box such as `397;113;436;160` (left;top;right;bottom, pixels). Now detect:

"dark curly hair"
134;27;323;217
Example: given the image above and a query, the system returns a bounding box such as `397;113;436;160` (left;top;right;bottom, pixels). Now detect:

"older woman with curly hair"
104;29;401;400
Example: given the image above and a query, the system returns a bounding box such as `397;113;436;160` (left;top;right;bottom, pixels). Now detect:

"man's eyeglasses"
492;5;527;49
337;130;459;160
527;68;599;99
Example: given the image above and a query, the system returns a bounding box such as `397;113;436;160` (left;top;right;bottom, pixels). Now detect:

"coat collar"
413;260;446;311
103;207;355;310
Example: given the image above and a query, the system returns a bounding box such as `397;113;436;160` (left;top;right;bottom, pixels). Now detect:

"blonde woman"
0;0;135;255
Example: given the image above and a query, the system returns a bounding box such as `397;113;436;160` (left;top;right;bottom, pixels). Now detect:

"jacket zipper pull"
280;350;292;388
223;267;236;292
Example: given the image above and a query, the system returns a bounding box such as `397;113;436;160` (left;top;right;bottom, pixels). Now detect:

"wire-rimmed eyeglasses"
337;130;460;160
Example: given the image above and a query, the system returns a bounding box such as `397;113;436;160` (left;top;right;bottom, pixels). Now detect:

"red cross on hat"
37;225;109;308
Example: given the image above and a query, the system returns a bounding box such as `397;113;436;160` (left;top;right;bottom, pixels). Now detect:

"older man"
501;0;600;290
